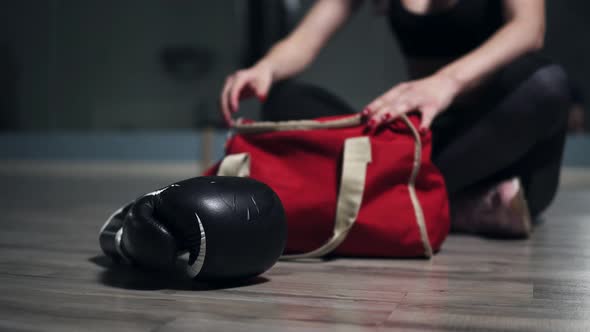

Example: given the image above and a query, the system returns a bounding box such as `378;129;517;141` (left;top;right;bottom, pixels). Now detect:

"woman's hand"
219;0;361;127
363;73;462;131
220;61;274;127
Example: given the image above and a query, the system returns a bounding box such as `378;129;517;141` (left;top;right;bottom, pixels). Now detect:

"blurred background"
0;0;588;169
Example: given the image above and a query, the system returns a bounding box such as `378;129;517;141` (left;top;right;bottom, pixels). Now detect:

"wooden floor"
1;162;590;331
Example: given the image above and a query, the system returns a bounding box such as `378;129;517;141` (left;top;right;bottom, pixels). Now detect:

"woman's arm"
365;0;545;130
437;0;545;91
220;0;362;124
259;0;363;81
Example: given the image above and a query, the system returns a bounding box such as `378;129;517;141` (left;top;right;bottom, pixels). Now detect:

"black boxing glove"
99;176;287;281
99;197;178;270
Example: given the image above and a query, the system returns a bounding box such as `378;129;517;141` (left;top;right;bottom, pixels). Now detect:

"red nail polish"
384;113;391;119
258;95;267;102
368;119;376;127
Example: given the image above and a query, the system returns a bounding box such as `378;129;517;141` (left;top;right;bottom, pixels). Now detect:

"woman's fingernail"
368;119;376;127
258;95;267;102
384;113;391;120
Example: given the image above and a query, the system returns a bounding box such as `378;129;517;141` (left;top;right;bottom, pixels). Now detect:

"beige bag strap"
217;153;250;177
281;137;372;259
402;117;433;257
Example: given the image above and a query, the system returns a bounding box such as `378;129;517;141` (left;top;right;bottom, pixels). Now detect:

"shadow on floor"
89;255;269;291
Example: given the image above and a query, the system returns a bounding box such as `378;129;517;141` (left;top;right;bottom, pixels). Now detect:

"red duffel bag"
203;113;450;259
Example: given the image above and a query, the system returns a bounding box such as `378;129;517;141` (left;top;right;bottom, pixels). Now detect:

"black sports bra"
388;0;504;58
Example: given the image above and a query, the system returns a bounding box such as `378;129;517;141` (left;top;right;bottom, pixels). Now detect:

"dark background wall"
544;1;590;109
0;0;588;131
0;0;249;130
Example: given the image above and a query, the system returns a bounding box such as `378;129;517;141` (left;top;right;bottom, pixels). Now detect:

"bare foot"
451;178;532;238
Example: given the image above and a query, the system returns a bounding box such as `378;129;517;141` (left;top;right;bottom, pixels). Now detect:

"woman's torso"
388;0;504;78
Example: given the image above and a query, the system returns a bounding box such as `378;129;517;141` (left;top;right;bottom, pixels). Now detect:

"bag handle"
281;136;371;259
215;137;371;260
232;114;363;134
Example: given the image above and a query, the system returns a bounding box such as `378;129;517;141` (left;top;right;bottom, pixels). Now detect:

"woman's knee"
263;80;356;121
528;64;571;107
493;61;572;131
525;64;572;131
264;80;301;108
496;53;570;104
262;80;307;121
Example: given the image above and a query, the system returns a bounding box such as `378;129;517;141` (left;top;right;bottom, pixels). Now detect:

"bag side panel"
413;131;451;252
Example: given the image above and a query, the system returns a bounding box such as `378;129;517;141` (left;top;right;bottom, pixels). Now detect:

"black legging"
261;54;571;218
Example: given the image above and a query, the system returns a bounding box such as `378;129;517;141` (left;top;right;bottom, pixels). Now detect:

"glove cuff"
115;228;134;264
186;212;207;278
